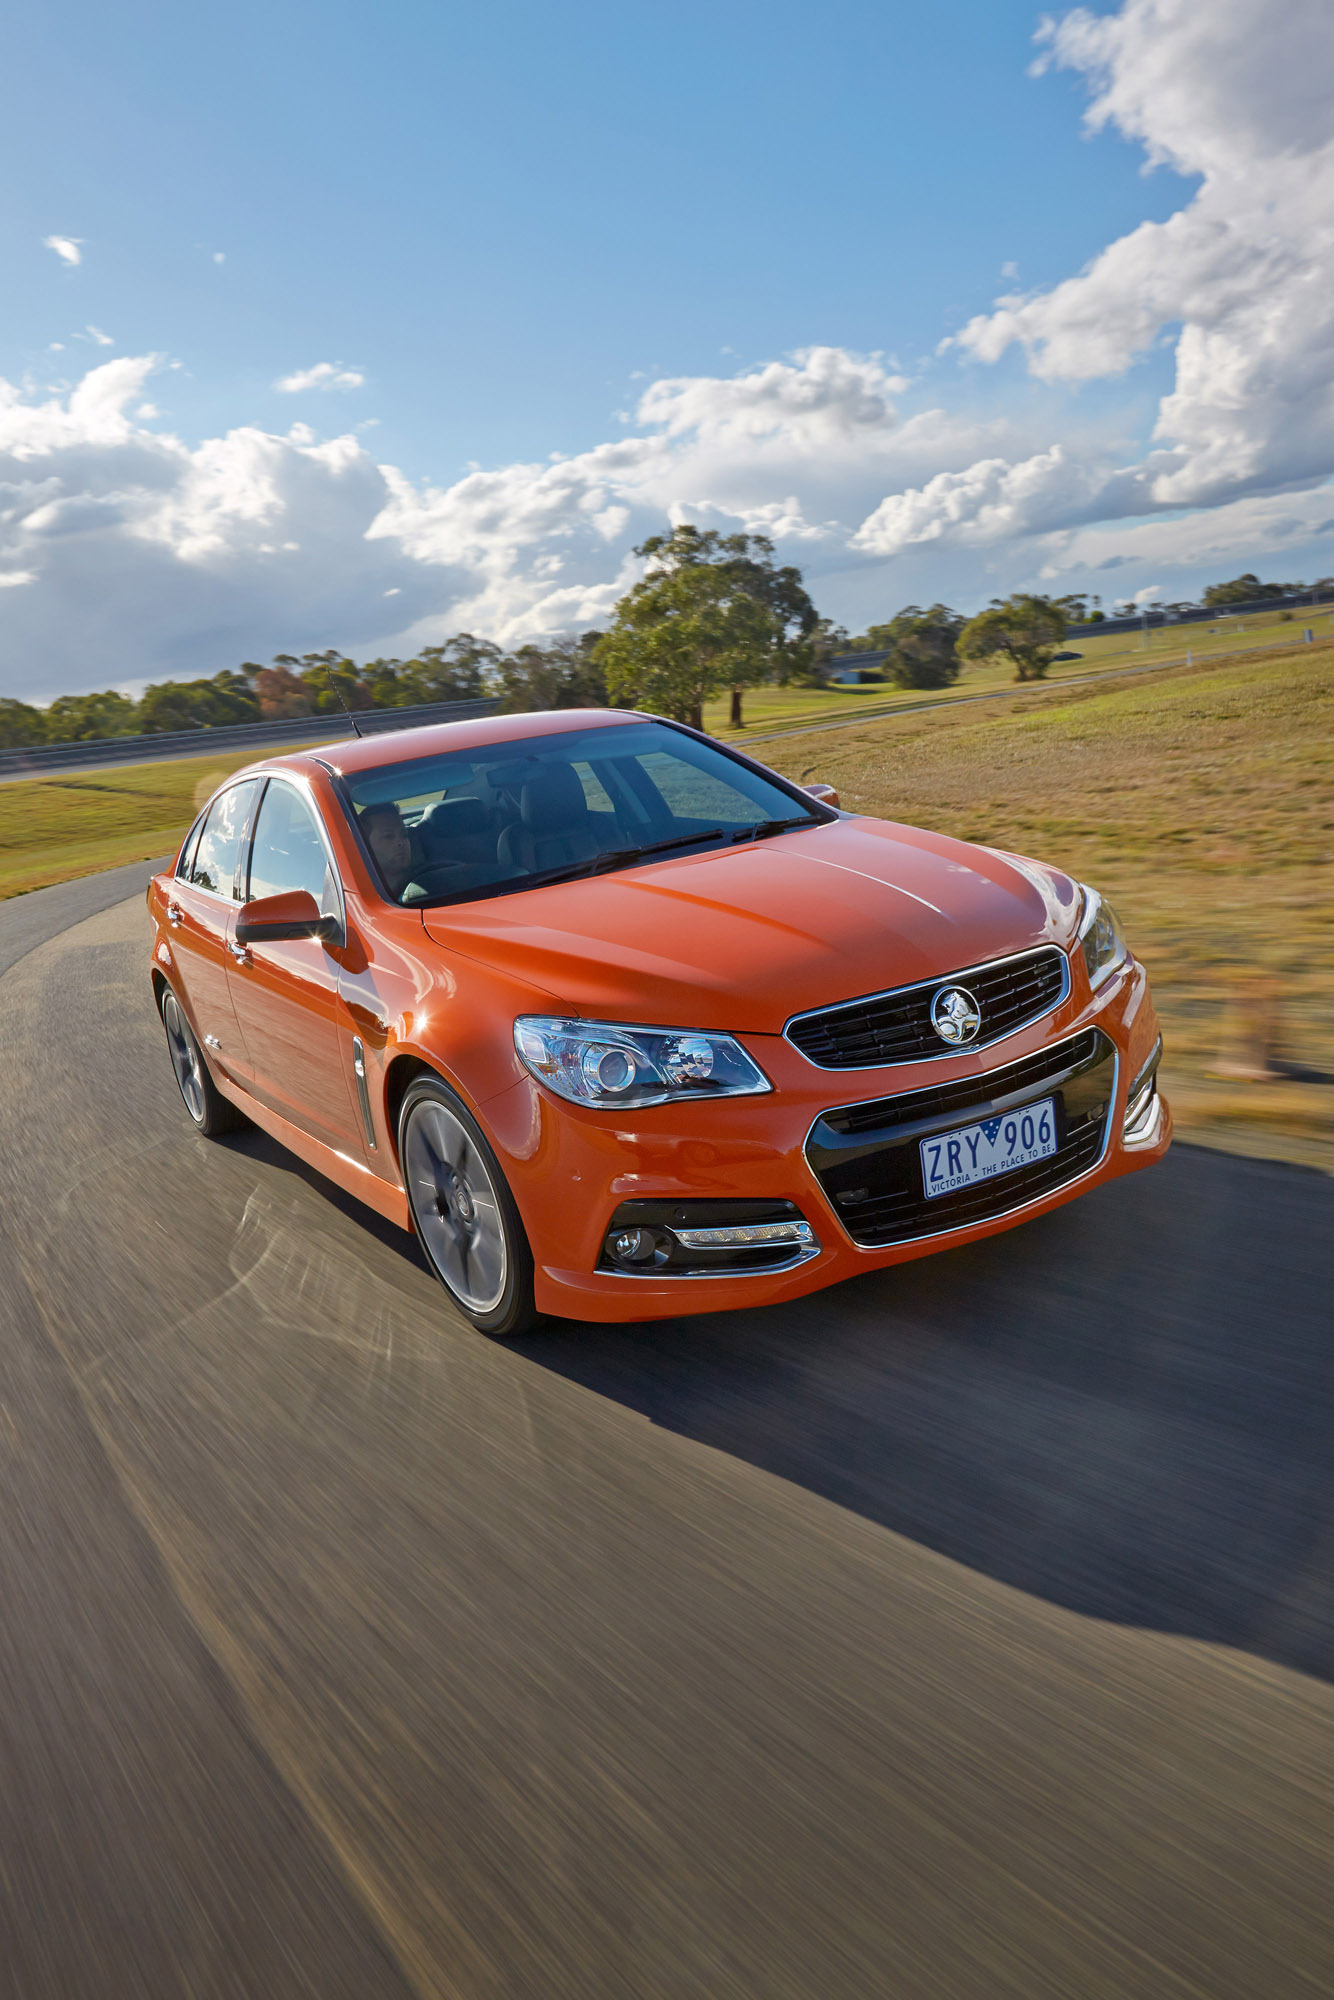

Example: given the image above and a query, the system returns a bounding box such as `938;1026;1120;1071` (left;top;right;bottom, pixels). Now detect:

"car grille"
805;1028;1115;1247
785;945;1068;1069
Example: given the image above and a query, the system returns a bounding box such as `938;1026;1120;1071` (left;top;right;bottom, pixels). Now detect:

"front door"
226;776;362;1155
168;778;260;1081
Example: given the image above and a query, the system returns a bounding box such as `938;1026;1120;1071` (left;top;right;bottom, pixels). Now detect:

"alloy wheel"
403;1097;509;1314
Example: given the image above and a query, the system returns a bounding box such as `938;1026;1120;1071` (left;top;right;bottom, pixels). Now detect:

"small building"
825;649;891;686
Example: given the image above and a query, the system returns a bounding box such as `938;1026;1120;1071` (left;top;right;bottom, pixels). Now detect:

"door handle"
166;901;184;926
227;940;252;965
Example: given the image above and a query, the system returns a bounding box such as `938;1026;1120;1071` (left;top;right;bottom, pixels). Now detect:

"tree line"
1;554;1323;750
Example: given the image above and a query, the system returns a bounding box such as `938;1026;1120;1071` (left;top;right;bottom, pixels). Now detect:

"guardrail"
0;697;502;780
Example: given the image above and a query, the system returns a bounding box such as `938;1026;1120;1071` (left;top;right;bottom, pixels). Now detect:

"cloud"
43;235;82;267
85;325;114;347
212;251;226;264
947;0;1334;513
274;362;365;394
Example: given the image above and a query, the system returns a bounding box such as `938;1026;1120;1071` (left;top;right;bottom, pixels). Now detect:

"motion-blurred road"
1;867;1331;1998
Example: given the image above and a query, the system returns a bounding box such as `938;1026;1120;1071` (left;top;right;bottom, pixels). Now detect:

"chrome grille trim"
803;1028;1118;1251
784;944;1070;1071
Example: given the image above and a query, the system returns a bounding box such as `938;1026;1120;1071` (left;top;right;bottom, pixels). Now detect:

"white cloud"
85;325;114;347
948;0;1334;512
43;235;82;267
274;362;365;394
213;251;226;264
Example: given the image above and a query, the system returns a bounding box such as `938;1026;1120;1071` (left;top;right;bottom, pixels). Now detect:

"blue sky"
3;0;1332;697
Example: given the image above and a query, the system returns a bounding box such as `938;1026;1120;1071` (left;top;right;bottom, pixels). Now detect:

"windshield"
338;720;827;907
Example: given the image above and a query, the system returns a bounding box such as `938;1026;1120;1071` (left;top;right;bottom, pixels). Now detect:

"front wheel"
399;1075;539;1339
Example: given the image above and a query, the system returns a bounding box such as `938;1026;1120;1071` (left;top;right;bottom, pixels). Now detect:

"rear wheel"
160;987;246;1136
399;1075;538;1338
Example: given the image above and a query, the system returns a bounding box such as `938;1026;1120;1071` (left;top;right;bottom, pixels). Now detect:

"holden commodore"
148;708;1169;1337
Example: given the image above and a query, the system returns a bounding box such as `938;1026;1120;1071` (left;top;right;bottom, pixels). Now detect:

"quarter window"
248;781;340;916
176;813;206;881
190;781;260;898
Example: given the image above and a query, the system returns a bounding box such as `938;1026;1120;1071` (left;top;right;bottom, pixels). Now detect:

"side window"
247;781;339;916
190;780;259;899
176;813;205;881
572;761;617;815
633;749;767;826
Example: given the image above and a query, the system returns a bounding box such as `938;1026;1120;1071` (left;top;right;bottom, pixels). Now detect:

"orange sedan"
148;708;1170;1336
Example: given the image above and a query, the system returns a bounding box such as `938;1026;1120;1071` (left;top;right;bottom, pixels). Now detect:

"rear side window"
247;781;340;916
175;813;205;880
190;780;259;899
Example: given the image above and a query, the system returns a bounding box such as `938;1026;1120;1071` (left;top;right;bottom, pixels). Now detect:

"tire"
399;1074;539;1339
159;985;247;1137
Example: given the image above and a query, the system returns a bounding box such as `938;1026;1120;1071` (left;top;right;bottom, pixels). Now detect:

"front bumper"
484;952;1170;1322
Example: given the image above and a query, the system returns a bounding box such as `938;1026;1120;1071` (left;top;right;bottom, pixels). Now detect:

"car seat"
417;796;498;868
496;765;603;873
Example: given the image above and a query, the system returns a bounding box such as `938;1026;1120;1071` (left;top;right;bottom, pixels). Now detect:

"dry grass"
759;644;1334;1170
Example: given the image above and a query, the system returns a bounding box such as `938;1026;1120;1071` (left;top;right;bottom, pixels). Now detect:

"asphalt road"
1;868;1331;1998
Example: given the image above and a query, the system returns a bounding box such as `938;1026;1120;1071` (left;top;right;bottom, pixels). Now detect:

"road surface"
0;866;1330;1997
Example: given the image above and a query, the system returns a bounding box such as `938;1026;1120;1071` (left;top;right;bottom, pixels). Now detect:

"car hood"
422;817;1081;1034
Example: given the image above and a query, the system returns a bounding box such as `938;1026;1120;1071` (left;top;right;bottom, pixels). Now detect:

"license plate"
920;1097;1057;1198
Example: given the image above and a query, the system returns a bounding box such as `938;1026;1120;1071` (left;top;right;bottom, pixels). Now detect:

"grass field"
703;599;1334;736
3;635;1330;1168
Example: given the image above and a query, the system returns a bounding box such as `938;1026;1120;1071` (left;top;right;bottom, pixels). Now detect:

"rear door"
167;779;260;1078
226;775;362;1154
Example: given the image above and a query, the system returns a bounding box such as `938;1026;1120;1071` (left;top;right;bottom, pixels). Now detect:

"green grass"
0;751;264;897
702;599;1334;737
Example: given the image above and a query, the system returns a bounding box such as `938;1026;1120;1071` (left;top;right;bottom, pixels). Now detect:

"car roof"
261;705;651;782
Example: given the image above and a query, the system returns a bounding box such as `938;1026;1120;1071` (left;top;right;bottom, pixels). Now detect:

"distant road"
0;866;1330;1997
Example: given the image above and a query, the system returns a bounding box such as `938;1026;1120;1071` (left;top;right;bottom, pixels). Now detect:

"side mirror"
236;889;341;945
804;781;841;809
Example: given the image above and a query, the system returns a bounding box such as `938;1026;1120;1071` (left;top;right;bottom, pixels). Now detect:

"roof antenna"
323;658;366;738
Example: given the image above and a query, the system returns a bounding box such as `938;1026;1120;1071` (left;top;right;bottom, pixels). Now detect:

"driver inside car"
359;802;420;901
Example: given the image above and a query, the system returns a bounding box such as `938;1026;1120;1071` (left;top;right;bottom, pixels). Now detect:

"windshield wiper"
728;814;818;843
580;827;732;876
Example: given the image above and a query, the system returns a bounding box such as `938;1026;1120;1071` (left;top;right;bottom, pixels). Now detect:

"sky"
3;0;1333;700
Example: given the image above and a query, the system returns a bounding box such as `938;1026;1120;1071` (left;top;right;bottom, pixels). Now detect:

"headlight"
514;1016;771;1108
1077;885;1130;990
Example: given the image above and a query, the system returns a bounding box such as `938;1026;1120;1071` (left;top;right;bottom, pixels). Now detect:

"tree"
598;525;814;727
869;603;964;690
808;616;851;682
252;660;317;719
958;594;1067;683
1203;572;1302;608
496;633;608;713
0;698;48;749
138;671;260;733
43;689;140;740
595;557;780;730
398;634;501;705
277;651;375;715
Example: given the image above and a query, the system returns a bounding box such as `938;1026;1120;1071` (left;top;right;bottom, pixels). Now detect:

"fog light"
607;1226;658;1264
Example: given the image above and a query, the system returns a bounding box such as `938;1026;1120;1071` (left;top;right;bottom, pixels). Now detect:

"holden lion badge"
930;984;982;1047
